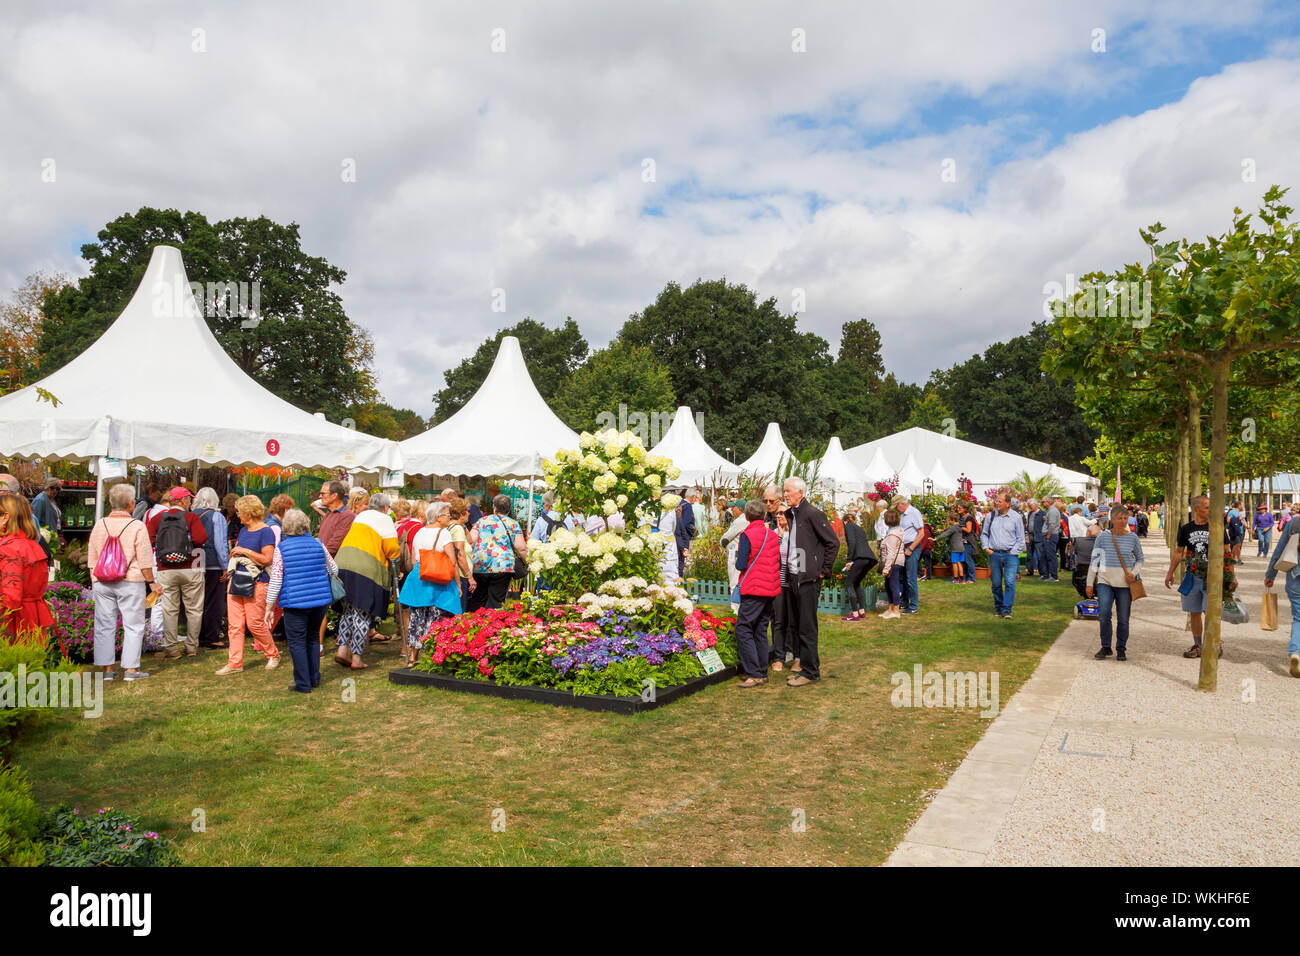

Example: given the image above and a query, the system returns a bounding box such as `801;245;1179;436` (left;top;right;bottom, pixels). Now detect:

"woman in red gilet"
0;493;54;641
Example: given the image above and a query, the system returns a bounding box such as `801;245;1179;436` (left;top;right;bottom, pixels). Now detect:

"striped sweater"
334;510;401;617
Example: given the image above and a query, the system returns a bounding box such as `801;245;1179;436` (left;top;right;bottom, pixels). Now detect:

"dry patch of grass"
11;578;1077;865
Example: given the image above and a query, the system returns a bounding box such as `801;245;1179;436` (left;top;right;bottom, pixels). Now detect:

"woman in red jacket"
732;500;781;687
0;494;54;641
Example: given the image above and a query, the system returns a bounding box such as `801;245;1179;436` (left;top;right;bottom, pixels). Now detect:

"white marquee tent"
845;427;1097;498
861;446;895;486
813;436;866;503
0;245;402;479
399;335;578;479
650;406;740;486
738;422;796;476
895;452;929;496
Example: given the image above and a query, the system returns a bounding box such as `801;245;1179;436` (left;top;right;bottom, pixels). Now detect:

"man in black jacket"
777;477;839;687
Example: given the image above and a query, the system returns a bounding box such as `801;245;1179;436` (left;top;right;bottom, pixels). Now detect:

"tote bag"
1275;529;1299;572
1112;534;1145;601
418;528;455;585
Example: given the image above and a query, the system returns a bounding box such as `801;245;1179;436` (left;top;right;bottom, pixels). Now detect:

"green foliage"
905;390;961;436
686;527;729;583
0;639;79;753
617;279;835;456
433;317;588;423
0;762;43;866
927;320;1097;471
552;342;676;433
38;207;378;421
40;804;180;866
1005;470;1069;502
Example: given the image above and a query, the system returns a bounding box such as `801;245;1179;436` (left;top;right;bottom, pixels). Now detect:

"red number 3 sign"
266;439;280;456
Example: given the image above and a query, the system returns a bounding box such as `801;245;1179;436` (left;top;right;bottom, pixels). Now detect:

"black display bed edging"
388;664;739;714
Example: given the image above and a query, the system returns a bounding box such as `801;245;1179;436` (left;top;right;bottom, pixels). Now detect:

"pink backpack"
93;518;137;582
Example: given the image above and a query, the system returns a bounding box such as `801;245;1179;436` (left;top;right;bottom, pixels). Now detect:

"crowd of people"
4;465;1300;692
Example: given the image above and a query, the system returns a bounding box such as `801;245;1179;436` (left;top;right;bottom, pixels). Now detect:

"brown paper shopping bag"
1261;592;1279;631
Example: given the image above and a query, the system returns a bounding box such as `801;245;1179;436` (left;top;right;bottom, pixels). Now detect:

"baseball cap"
166;487;194;502
730;498;746;509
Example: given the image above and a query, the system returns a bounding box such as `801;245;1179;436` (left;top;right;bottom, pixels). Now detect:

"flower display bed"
388;664;737;714
394;577;740;713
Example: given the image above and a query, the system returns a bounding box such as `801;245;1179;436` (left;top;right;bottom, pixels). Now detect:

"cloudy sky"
4;1;1299;417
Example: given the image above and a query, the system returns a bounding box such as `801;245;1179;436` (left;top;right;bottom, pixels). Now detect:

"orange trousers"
226;581;279;668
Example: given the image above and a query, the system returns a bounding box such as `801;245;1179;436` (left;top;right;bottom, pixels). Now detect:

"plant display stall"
391;429;741;712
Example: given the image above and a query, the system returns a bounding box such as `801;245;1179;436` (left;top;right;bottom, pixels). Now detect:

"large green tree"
927;321;1097;470
551;341;676;433
431;317;588;424
38;207;377;422
616;279;833;457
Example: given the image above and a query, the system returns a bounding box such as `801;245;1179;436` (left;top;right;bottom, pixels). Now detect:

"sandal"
334;654;352;668
738;677;767;688
350;661;369;670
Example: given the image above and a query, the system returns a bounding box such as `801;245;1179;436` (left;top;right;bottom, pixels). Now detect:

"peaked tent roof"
814;437;866;493
0;245;401;471
861;446;894;485
845;427;1096;496
738;422;796;475
895;452;928;495
927;457;959;495
649;406;740;485
399;335;579;478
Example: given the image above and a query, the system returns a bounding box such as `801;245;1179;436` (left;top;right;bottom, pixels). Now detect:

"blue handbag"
732;529;770;603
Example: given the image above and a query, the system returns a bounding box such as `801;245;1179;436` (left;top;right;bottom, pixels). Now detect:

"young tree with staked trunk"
1049;186;1300;691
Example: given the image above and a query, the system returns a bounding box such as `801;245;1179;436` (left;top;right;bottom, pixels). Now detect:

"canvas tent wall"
398;335;578;479
649;406;740;486
0;245;402;475
844;427;1097;498
814;436;866;505
738;422;796;476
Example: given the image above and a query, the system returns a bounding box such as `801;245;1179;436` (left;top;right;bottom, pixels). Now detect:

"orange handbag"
418;529;455;584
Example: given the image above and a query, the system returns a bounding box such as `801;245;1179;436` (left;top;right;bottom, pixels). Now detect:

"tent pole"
94;466;103;523
527;473;535;529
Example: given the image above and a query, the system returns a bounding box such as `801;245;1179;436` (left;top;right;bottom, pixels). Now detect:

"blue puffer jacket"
278;535;333;609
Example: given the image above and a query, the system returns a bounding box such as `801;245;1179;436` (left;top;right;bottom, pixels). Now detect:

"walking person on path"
1164;494;1231;659
981;490;1026;619
840;508;876;621
1086;504;1145;661
1255;504;1275;557
1264;513;1300;678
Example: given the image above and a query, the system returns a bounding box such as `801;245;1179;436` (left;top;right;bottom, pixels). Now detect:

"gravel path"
888;545;1300;866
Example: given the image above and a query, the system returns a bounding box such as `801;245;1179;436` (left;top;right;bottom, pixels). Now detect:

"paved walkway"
886;548;1300;866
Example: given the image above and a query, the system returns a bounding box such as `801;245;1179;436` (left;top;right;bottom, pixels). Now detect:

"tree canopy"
431;317;588;424
37;207;378;423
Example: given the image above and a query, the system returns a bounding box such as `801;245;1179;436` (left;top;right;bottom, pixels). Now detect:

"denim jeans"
963;550;976;582
898;547;920;611
989;552;1018;613
1026;539;1038;574
1037;538;1059;579
1095;583;1132;652
1286;569;1300;657
1259;528;1273;556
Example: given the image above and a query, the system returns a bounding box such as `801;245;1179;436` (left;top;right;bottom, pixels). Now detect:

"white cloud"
0;0;1295;417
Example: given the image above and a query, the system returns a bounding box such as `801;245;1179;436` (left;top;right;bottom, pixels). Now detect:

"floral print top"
471;515;523;573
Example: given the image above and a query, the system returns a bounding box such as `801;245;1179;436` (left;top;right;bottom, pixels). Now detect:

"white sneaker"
1290;654;1300;678
214;664;243;676
266;656;281;671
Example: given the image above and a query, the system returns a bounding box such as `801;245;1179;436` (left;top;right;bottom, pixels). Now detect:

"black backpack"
542;512;560;536
1137;512;1149;535
156;511;194;568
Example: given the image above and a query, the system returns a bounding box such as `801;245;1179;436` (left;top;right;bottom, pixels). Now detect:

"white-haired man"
777;476;838;687
894;494;925;614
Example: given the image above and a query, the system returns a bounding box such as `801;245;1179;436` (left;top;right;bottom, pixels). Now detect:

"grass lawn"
10;576;1078;865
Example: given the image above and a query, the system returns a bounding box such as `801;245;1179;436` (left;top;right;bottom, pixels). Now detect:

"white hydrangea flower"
644;473;661;488
615;494;628;507
625;535;645;553
661;493;681;510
